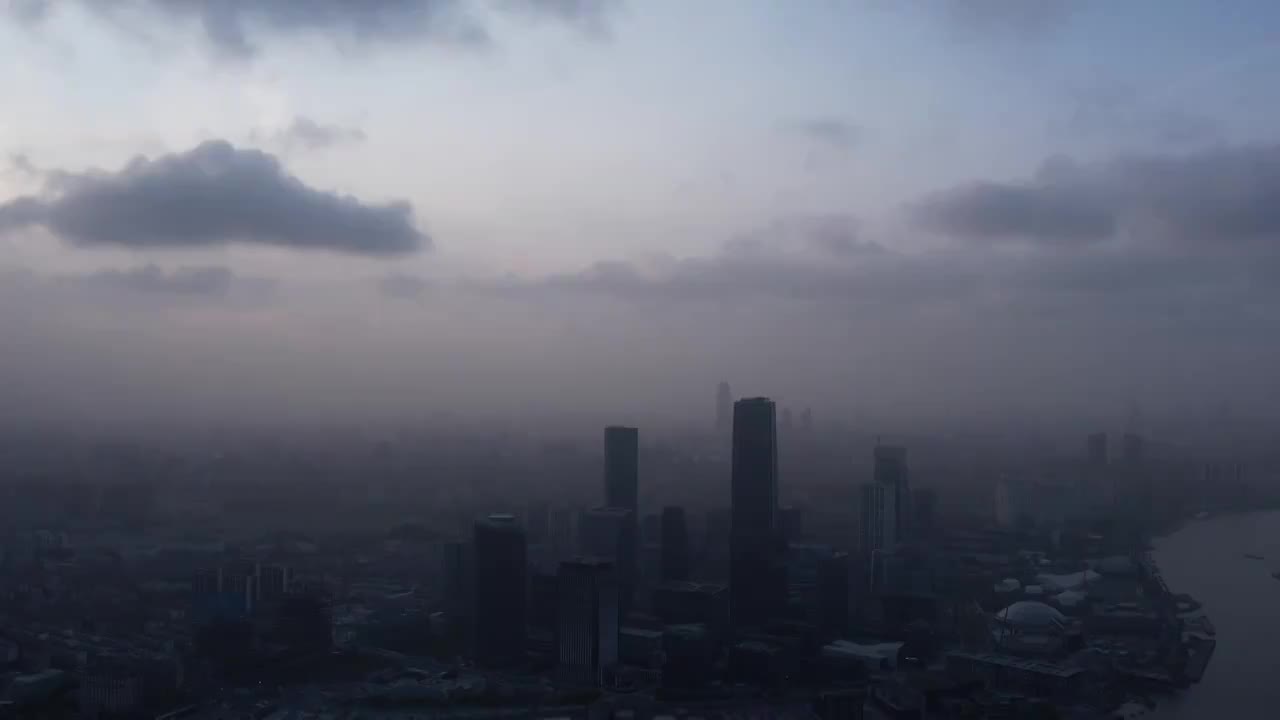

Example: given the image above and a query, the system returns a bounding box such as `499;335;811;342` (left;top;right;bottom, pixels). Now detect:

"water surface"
1153;511;1280;718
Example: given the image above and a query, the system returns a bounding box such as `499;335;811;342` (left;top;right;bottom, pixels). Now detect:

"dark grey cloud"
0;140;428;255
63;264;277;301
916;144;1280;249
915;178;1116;245
8;0;623;57
378;273;433;299
783;118;859;149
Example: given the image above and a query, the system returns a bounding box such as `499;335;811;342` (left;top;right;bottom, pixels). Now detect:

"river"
1152;511;1280;718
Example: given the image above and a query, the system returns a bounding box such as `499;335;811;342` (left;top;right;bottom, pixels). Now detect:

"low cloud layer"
378;272;433;299
7;0;623;57
272;116;367;151
783;118;860;150
0;140;428;255
63;264;277;302
915;145;1280;249
477;144;1280;336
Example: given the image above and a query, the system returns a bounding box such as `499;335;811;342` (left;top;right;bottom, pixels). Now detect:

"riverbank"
1150;511;1280;717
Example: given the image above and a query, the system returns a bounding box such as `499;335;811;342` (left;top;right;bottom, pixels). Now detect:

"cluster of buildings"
0;391;1234;719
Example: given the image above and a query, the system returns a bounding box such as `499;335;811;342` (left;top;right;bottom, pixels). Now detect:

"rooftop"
947;652;1083;679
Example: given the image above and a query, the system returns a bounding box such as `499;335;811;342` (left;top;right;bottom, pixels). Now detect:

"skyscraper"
603;427;639;610
716;381;733;433
579;506;636;614
660;506;690;583
473;514;527;666
857;482;896;561
1087;432;1108;466
730;397;784;628
604;426;639;512
557;558;619;687
873;445;910;540
1123;433;1144;465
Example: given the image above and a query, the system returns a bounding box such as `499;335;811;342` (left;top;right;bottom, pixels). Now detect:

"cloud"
915;173;1117;246
782;118;859;149
7;0;624;57
915;144;1280;249
62;264;277;301
496;0;623;36
378;273;433;299
475;144;1280;340
0;140;428;255
266;116;367;150
476;216;967;305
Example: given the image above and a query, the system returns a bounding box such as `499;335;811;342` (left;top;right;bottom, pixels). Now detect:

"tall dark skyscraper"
602;426;639;613
557;558;619;687
1088;432;1108;466
579;506;636;614
730;397;784;628
873;444;910;541
604;426;639;512
716;381;733;433
1123;433;1145;465
473;514;527;666
660;506;690;583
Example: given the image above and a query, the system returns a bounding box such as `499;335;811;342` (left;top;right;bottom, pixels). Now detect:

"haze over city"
6;3;1280;719
2;0;1279;432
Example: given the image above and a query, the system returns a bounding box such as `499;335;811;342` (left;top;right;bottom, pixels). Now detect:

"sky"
2;0;1280;431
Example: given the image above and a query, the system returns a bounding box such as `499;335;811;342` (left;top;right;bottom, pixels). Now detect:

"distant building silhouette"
911;488;937;537
800;407;813;433
874;444;910;540
1088;432;1108;466
1123;433;1144;465
781;407;794;432
716;381;733;433
557;558;619;687
660;506;690;583
730;397;785;628
604;426;639;512
603;426;639;611
473;514;526;666
579;506;636;614
779;505;804;543
857;483;896;562
442;541;473;646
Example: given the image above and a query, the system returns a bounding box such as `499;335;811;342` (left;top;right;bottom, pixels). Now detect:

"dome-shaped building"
996;601;1067;633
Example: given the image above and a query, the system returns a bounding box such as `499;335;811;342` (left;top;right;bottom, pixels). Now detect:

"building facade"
557;558;619;686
